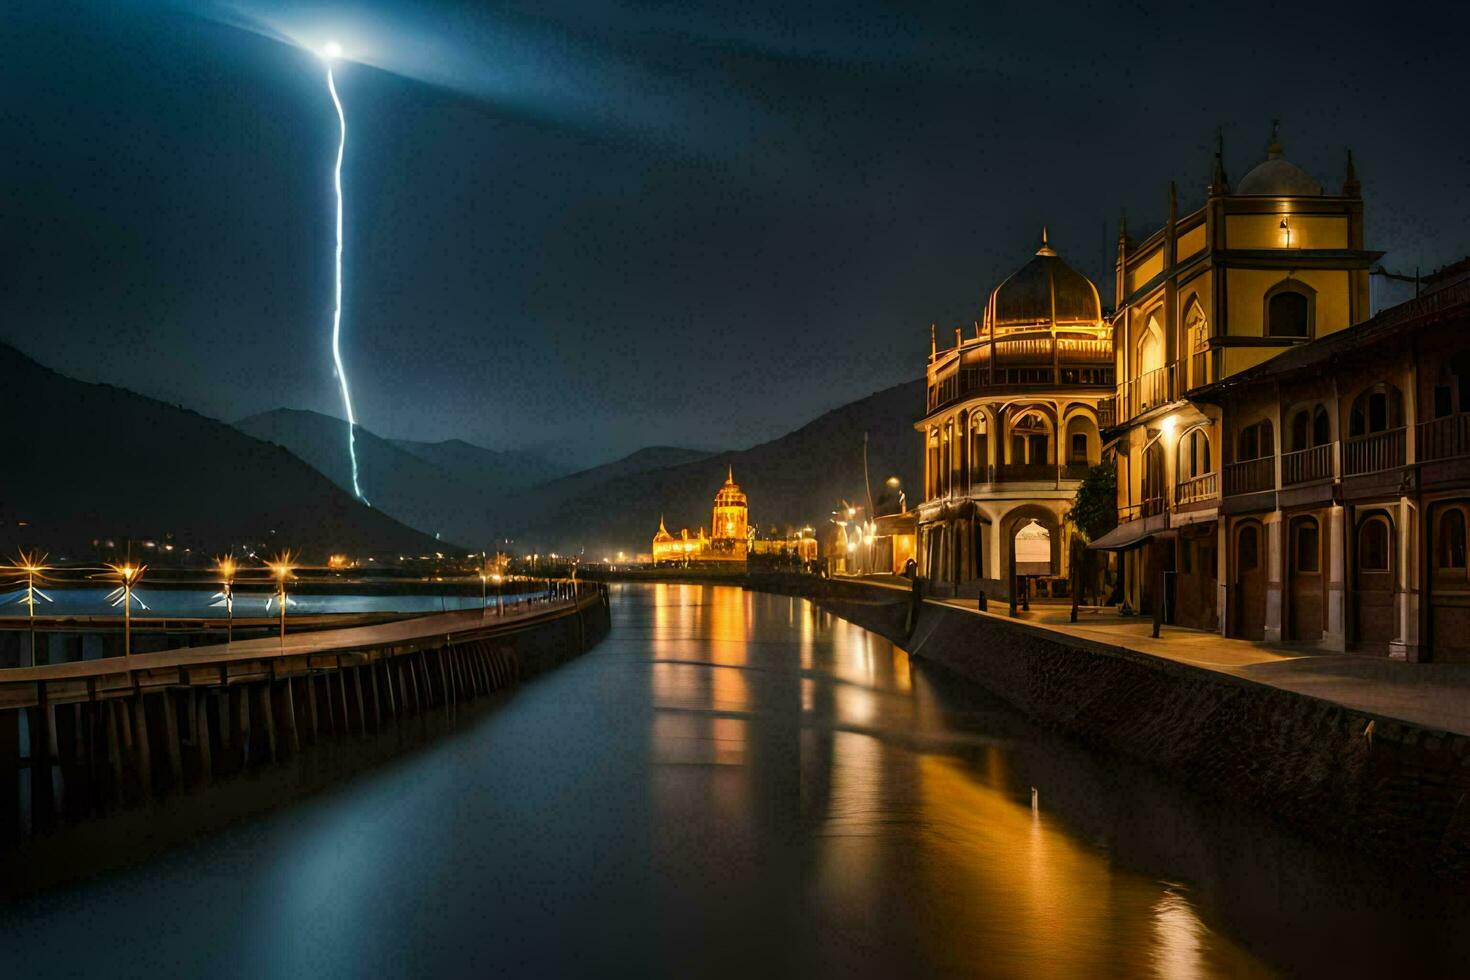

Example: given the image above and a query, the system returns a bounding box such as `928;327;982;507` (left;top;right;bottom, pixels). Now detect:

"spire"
1036;224;1056;257
929;322;937;358
726;464;734;485
658;514;668;534
1266;118;1283;159
1342;147;1361;197
1209;126;1229;196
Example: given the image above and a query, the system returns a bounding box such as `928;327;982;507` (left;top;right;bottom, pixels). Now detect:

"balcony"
1342;427;1406;477
1115;363;1174;423
1418;413;1470;462
1140;494;1168;518
1281;443;1334;485
1061;462;1093;481
1175;471;1218;506
1223;457;1274;496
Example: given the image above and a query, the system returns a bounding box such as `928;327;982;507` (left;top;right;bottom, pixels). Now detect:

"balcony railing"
1418;413;1470;462
1223;457;1274;496
1140;494;1168;518
1115;363;1174;423
1061;462;1092;481
1175;471;1218;505
1281;443;1334;485
1342;427;1406;477
1187;349;1212;391
998;463;1057;483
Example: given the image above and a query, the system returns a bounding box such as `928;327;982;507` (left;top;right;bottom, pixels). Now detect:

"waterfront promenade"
843;575;1470;738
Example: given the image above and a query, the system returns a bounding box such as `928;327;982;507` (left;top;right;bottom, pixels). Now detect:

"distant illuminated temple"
650;468;816;565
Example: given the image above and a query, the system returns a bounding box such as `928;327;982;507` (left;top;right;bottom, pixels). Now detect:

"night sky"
4;1;1467;468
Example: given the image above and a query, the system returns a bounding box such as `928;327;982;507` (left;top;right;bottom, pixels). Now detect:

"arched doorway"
1353;512;1396;651
1430;500;1470;662
1232;520;1266;640
1287;514;1324;643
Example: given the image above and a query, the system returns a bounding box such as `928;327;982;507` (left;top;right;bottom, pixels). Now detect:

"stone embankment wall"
750;573;1470;875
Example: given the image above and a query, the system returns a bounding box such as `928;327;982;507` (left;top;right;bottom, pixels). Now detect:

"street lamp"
106;562;147;663
267;552;295;644
214;555;238;642
8;551;52;667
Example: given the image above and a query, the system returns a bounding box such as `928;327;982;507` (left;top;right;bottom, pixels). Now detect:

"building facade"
1093;131;1379;632
915;232;1114;597
1190;272;1470;660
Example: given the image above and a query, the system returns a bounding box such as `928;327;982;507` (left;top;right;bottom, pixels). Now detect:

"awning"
1085;516;1174;552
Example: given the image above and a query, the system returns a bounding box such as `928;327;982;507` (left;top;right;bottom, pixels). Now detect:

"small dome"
1236;137;1322;196
988;229;1101;328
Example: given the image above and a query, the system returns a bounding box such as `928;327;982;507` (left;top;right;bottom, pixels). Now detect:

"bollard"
977;590;987;612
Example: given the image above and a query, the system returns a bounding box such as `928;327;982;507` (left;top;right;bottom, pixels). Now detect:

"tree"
1070;461;1117;544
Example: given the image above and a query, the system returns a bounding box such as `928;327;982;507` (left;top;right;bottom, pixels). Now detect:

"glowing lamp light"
321;40;343;60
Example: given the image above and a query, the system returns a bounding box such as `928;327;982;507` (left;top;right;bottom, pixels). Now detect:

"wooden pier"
0;582;610;838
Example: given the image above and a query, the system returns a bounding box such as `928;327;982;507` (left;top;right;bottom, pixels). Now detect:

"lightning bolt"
327;64;368;504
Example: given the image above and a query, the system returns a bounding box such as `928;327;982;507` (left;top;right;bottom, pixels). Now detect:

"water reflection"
3;583;1467;978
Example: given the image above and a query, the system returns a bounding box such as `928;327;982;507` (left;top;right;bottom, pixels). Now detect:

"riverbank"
749;572;1470;876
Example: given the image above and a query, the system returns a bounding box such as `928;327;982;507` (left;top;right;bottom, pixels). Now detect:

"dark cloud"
3;0;1467;467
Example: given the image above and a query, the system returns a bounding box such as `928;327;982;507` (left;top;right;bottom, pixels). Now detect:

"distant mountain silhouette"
501;380;924;556
236;409;497;546
0;344;441;560
235;410;703;549
391;438;571;495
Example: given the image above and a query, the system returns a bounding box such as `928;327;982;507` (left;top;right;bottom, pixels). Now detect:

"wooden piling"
161;691;183;790
131;696;153;798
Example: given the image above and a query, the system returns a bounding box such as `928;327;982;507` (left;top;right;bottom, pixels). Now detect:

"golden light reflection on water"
642;584;1275;978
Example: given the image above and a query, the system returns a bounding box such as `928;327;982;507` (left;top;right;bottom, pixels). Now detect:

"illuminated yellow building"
651;516;708;564
1091;126;1380;632
650;468;815;565
915;230;1113;596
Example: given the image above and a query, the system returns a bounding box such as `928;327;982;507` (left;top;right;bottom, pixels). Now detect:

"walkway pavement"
837;575;1470;737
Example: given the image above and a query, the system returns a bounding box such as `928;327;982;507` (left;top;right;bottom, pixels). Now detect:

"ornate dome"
1236;135;1322;196
987;229;1102;329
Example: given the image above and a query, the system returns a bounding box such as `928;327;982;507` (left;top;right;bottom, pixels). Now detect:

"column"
1323;504;1347;651
1391;497;1421;661
1215;519;1229;634
1263;512;1284;643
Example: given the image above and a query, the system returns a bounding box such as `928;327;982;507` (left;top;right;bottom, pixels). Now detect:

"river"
1;583;1465;977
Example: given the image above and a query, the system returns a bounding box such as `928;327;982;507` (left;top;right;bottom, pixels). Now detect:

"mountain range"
4;340;923;561
0;344;439;560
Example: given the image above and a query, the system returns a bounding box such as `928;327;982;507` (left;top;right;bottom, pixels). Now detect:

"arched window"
1138;313;1165;375
1237;419;1274;461
1183;296;1209;353
1265;280;1314;339
1065;415;1097;467
1358;517;1391;572
1292;516;1320;573
1290;410;1310;452
1313;406;1330;446
1010;411;1051;465
1179;426;1213;479
1349;385;1403;437
926;428;940;499
969;414;988;484
1142;442;1166;513
1439;508;1468;571
1238;524;1259;570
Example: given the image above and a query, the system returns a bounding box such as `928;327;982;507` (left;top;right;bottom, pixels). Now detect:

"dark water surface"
2;584;1466;977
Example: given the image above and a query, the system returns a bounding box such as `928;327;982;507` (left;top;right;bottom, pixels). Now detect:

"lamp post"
215;556;237;643
107;562;146;664
268;553;295;644
10;552;51;667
